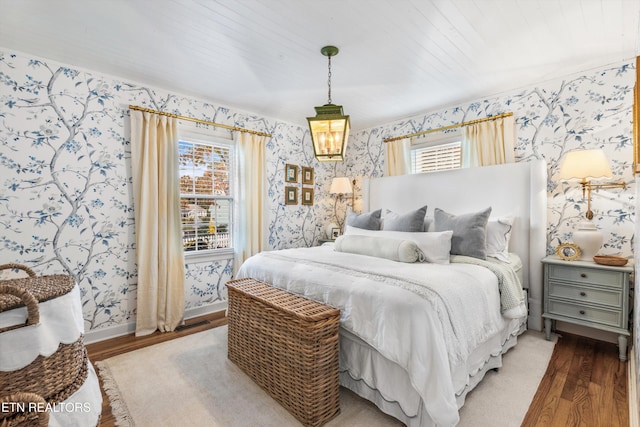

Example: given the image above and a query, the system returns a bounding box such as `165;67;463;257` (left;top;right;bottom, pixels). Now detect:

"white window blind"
411;141;462;174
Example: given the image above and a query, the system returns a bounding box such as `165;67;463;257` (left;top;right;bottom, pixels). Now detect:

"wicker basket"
0;264;89;426
0;393;49;427
226;278;341;427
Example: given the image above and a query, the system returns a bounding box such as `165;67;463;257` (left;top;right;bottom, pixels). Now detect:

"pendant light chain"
307;45;350;162
327;54;332;104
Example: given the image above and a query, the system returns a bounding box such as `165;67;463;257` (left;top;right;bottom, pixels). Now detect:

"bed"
237;159;547;427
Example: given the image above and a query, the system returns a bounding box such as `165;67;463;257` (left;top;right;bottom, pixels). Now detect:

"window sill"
184;248;234;264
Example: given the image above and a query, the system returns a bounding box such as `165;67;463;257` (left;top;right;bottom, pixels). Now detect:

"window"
410;130;462;174
411;141;462;173
179;137;233;253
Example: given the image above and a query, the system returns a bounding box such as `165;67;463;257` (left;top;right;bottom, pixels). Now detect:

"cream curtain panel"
234;132;266;274
130;110;185;337
462;115;516;167
385;137;411;176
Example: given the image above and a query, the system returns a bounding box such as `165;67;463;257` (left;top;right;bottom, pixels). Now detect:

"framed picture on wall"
285;186;298;205
302;166;314;185
285;164;298;183
301;187;314;205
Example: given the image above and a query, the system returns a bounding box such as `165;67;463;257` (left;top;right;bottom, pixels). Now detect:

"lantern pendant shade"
308;45;350;162
308;104;350;162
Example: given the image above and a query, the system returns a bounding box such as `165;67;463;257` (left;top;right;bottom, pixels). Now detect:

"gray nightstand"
542;255;633;361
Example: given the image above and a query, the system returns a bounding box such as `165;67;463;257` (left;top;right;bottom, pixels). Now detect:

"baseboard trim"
630;347;638;427
84;301;227;344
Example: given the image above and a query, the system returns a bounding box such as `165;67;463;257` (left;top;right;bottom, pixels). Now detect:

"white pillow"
486;217;514;263
334;235;424;263
344;225;452;264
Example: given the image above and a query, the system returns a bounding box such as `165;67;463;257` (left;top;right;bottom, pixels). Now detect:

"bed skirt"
338;315;527;427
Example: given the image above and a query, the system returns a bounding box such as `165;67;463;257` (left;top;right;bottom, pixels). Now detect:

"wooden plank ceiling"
0;0;638;130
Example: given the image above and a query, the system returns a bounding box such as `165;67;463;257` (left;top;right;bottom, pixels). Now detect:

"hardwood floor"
87;317;629;427
522;332;629;427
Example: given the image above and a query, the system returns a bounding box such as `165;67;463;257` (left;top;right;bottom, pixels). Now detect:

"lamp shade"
330;177;352;194
308;104;350;162
558;149;613;181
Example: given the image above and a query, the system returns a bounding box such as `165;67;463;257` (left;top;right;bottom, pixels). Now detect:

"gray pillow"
334;235;424;263
433;207;492;259
346;209;382;230
383;205;428;232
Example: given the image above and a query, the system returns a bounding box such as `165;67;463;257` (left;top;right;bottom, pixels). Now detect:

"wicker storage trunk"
226;278;341;427
0;264;98;427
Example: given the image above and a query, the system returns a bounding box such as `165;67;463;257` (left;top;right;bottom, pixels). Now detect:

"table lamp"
557;149;626;260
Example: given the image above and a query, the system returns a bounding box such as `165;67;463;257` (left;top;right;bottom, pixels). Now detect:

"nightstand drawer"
548;282;622;307
547;300;623;328
547;264;624;289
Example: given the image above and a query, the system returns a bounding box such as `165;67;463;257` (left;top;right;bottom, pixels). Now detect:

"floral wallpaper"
0;48;328;334
0;46;635;336
343;62;636;258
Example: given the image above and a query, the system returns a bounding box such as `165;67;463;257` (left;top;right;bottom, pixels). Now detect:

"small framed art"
285;186;298;205
556;242;581;261
285;164;298;183
330;227;341;240
302;166;314;185
301;187;314;205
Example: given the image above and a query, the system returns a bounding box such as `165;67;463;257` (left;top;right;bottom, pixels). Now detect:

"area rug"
95;326;555;427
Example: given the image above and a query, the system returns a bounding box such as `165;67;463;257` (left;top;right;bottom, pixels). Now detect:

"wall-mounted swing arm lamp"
330;177;354;228
307;46;350;162
558;149;626;220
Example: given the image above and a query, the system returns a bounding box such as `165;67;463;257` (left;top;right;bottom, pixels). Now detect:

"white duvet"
237;245;521;427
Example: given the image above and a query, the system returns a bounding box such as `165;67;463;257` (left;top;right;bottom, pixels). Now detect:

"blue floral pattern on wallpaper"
0;47;635;334
0;49;320;332
345;63;636;257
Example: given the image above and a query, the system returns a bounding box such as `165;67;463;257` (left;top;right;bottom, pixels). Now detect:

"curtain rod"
128;105;272;138
383;112;513;143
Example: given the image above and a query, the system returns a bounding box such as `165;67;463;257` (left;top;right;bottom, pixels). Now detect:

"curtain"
234;132;266;274
385;137;411;176
130;110;185;337
462;115;516;167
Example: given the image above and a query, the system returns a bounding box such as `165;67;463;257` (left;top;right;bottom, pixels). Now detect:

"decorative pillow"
344;225;453;264
433;207;492;259
382;205;428;232
334;235;423;263
486;217;514;263
423;217;434;232
346;209;382;230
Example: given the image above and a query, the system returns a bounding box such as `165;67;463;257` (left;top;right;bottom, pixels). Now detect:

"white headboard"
362;160;547;331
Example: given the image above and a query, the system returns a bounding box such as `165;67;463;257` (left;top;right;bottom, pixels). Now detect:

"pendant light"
307;46;350;162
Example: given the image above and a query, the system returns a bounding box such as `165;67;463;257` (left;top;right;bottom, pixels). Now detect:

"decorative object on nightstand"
557;149;626;261
542;255;633;361
593;255;628;266
555;242;581;261
325;222;339;240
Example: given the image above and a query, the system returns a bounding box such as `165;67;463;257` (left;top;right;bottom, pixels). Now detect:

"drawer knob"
580;273;587;278
580;292;587;297
579;310;586;315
